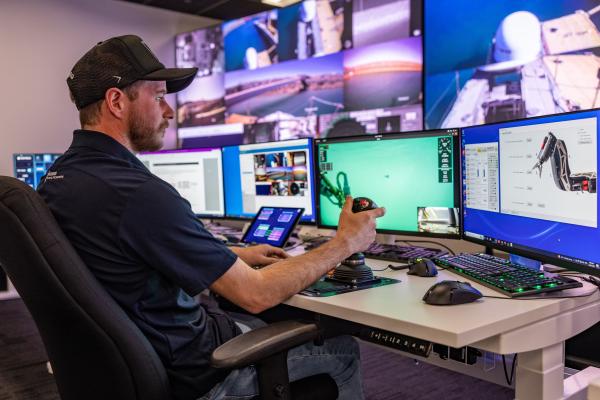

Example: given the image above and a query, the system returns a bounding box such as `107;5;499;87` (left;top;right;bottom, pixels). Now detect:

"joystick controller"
329;197;380;285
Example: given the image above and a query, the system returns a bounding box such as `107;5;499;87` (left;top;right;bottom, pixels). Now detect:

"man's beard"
127;108;168;152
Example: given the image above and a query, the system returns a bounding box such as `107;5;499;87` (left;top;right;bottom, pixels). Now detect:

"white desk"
285;257;600;400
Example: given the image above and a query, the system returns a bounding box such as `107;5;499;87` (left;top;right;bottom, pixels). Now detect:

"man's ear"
104;87;127;120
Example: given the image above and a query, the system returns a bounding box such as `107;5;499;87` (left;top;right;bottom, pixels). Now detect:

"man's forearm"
256;237;353;308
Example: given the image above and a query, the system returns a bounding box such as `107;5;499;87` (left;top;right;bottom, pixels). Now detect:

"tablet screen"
242;207;304;247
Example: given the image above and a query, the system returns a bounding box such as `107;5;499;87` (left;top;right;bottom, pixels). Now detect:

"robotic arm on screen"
320;171;350;208
531;132;597;193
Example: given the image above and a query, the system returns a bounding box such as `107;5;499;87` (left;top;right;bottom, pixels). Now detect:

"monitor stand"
376;233;396;245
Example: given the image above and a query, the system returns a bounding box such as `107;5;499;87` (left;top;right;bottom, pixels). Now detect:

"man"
38;35;385;400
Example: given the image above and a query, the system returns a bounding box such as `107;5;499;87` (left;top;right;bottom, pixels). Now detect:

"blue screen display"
242;207;304;247
223;139;316;222
14;153;61;189
462;109;600;270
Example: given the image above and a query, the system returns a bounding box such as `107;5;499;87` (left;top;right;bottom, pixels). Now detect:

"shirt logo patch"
45;171;64;181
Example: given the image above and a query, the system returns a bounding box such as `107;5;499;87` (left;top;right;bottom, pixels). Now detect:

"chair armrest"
211;320;319;369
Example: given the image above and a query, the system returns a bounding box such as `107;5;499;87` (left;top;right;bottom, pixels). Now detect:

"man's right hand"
335;196;385;255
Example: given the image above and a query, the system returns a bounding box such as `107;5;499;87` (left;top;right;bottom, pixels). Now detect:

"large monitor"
315;129;460;237
461;109;600;274
13;153;61;189
176;0;424;146
424;1;600;129
137;148;225;217
222;138;316;222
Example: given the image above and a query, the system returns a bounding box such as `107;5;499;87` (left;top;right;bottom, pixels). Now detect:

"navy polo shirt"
38;130;240;400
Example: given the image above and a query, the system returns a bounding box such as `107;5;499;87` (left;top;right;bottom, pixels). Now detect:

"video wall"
175;0;423;148
176;0;600;145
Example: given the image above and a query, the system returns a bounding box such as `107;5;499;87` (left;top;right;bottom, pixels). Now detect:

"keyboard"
364;242;447;263
303;239;446;262
433;253;582;297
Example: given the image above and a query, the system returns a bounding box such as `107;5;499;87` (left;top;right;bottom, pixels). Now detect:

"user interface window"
462;110;600;268
316;130;460;236
223;139;315;222
243;207;304;247
138;148;225;217
13;153;61;189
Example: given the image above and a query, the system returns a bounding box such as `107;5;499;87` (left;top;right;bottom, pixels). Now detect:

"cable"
502;354;517;386
395;240;456;256
371;266;391;272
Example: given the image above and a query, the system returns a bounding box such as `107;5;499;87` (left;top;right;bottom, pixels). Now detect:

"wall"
0;0;216;176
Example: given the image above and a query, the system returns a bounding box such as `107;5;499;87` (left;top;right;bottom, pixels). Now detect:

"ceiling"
120;0;279;21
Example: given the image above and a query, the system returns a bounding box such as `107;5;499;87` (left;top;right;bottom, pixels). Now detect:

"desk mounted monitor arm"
531;132;597;193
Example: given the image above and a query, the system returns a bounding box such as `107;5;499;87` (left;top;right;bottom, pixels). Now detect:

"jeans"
199;313;364;400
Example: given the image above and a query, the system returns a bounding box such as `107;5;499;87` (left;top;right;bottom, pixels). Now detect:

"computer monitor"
137;148;225;217
461;109;600;275
13;153;61;189
222;138;316;223
315;129;461;237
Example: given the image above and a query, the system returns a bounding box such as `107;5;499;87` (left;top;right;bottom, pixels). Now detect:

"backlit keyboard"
433;253;582;297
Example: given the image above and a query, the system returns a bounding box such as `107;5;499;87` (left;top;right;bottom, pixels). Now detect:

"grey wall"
0;0;216;176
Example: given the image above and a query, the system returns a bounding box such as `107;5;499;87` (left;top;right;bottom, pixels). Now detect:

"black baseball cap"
67;35;198;110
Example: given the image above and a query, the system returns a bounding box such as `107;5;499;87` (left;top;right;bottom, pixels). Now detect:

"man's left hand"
231;244;290;267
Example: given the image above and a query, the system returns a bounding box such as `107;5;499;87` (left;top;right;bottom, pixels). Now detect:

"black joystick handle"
352;197;378;213
331;197;378;284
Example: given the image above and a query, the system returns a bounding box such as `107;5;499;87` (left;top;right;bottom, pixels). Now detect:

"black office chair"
0;176;337;400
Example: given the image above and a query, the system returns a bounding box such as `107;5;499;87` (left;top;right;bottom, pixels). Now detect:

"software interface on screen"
223;138;315;222
462;109;600;269
242;207;304;247
137;148;225;217
13;153;61;189
176;0;424;147
316;129;460;236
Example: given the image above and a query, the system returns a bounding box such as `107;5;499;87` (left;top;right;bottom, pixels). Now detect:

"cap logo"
113;75;122;83
68;72;74;80
140;40;160;63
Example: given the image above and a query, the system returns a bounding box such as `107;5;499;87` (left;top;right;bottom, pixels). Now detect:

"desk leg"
515;342;564;400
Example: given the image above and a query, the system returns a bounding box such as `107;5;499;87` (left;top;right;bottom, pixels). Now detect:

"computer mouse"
422;280;483;305
407;258;438;277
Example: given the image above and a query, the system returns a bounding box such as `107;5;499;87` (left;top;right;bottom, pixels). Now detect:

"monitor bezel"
459;108;600;276
137;147;227;219
314;129;462;238
222;137;317;224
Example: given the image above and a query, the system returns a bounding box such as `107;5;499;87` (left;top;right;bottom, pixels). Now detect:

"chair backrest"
0;176;171;400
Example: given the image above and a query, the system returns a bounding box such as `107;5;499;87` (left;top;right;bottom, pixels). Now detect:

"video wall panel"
424;0;600;130
176;0;423;148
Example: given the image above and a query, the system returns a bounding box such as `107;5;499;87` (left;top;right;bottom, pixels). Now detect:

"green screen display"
317;131;460;236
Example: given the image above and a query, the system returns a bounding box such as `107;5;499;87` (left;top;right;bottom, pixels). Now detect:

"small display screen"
14;153;61;189
242;206;304;247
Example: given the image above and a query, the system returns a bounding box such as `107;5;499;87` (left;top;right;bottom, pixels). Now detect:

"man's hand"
231;244;290;267
335;196;385;254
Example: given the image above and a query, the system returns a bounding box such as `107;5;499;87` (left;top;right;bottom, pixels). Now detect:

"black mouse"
422;280;483;305
407;258;438;277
